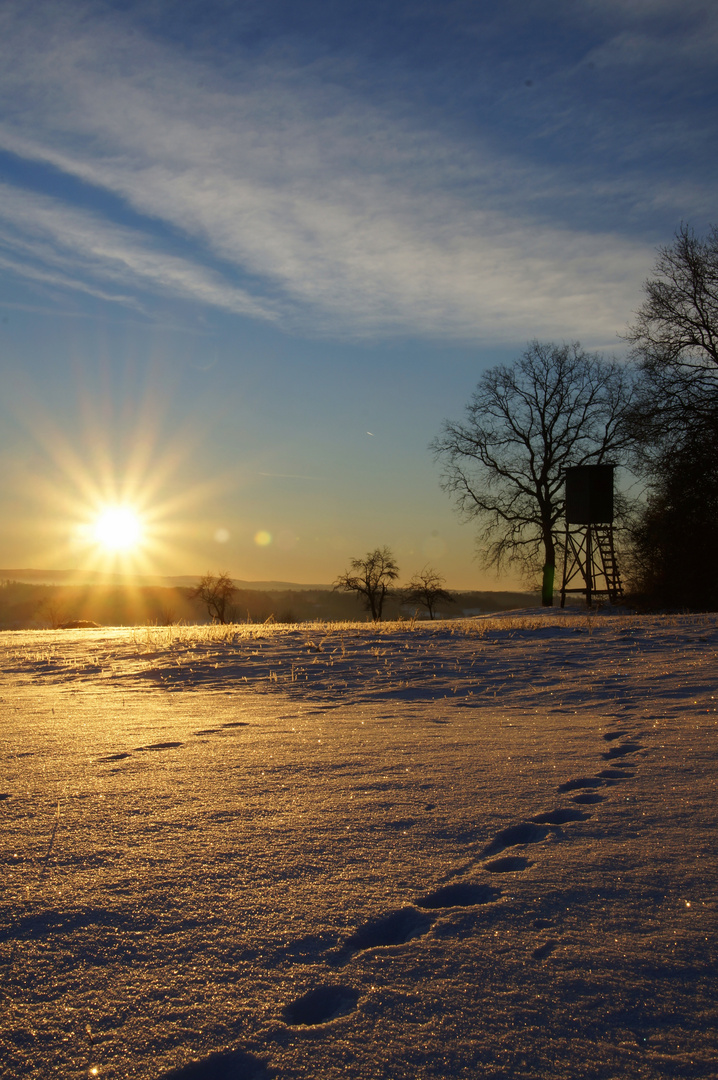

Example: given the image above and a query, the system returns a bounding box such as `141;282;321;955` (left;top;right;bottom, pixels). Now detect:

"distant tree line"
0;577;535;630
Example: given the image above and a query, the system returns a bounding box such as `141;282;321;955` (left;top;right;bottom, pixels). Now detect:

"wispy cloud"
577;0;718;69
0;1;696;344
0;183;279;319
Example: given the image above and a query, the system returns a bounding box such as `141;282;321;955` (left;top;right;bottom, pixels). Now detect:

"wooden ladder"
594;526;624;603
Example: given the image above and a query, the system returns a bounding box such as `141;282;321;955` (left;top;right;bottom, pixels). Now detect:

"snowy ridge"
0;615;716;1078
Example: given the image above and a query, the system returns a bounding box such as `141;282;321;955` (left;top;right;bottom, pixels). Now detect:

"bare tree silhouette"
334;547;399;621
625;222;718;458
624;224;718;608
432;341;635;606
189;572;237;624
401;566;454;619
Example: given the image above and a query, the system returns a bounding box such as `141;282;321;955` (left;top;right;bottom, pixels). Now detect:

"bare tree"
189;572;237;624
625;222;718;455
39;595;68;629
334;547;399;621
623;224;718;608
401;566;454;619
431;341;635;606
626;223;718;371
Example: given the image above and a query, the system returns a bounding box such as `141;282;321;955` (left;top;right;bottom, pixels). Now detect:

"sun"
92;506;143;552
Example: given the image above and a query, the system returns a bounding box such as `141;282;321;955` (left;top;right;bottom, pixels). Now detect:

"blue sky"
0;0;715;587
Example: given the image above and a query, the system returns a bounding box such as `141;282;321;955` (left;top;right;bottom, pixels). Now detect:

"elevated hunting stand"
560;465;623;608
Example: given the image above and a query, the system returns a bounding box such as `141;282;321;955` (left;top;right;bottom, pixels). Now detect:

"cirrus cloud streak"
0;1;683;343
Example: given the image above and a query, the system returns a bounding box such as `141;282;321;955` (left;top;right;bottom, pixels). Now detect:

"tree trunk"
541;563;555;606
541;533;556;606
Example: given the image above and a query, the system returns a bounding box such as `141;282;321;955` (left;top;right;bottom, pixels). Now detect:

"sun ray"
8;377;228;582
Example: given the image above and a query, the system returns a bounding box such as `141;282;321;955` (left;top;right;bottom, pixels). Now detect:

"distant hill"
0;568;527;595
0;569;333;591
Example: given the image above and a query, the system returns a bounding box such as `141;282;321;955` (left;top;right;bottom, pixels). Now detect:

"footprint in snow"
483;855;531;873
383;818;417;831
193;729;222;736
532;940;558;960
417;882;502;908
221;722;251;728
602;742;643;760
573;792;604;805
339;907;434;958
97;752;131;763
598;768;635;780
0;792;12;800
283;984;359;1026
602;730;629;742
480;822;552;858
133;742;184;752
557;777;604;793
157;1048;269;1080
530;808;589;826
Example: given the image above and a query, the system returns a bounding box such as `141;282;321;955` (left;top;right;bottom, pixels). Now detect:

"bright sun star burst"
92;506;143;552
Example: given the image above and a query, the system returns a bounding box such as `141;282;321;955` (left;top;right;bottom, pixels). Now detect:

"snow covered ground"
1;612;716;1079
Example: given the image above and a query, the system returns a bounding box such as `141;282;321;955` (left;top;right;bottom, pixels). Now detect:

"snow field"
0;613;716;1078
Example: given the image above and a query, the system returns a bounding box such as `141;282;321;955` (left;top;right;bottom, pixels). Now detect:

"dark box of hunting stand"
565;465;615;525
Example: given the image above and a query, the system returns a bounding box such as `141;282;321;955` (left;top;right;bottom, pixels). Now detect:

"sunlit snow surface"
1;612;716;1079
